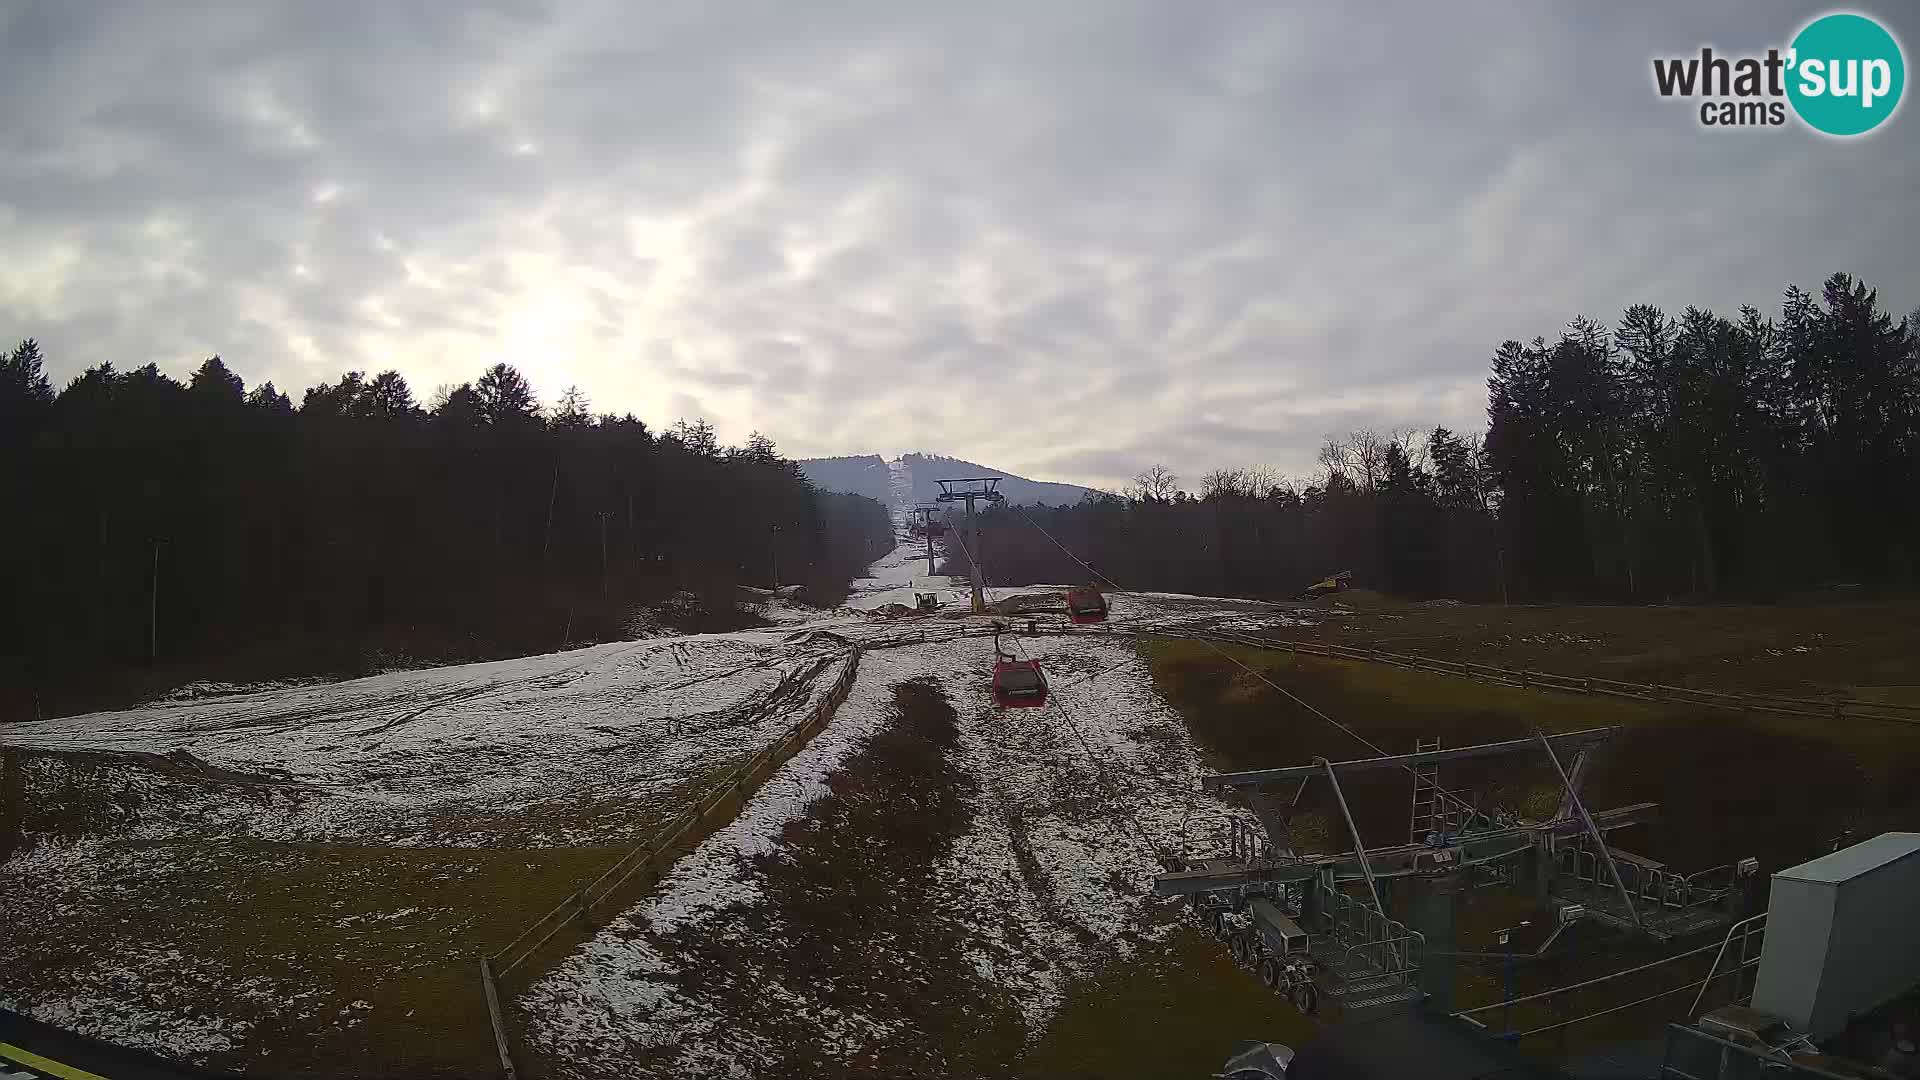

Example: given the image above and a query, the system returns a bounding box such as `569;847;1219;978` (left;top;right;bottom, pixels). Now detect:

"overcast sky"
3;2;1915;490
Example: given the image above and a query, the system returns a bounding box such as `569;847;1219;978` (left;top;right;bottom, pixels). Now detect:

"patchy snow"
145;678;330;704
1108;591;1311;636
1;631;857;846
0;842;297;1062
517;644;953;1074
518;634;1233;1077
0;626;864;1070
0;508;1313;1076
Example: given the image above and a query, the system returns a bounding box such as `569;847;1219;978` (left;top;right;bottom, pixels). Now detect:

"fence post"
480;958;520;1080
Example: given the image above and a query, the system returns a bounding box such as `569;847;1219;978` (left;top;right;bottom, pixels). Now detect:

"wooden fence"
1092;625;1920;727
477;647;862;1075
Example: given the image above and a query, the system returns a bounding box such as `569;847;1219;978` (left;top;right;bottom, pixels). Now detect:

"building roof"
1775;832;1920;885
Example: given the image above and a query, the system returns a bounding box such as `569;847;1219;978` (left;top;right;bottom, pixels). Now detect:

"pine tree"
474;363;539;427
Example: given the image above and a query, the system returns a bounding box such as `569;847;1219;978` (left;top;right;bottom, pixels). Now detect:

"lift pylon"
933;478;1004;614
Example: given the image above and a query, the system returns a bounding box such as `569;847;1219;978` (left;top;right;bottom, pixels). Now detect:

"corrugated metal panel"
1774;832;1920;885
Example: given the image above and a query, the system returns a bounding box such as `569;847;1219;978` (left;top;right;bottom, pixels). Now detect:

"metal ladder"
1408;736;1442;844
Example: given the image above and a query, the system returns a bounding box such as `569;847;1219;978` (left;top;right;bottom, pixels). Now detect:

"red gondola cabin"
1065;587;1109;624
990;626;1049;708
993;657;1049;708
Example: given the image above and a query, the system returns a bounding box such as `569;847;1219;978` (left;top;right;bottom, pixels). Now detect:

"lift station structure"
1157;726;1767;1024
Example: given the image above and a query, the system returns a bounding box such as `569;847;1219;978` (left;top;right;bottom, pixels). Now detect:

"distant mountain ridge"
796;452;1096;506
900;453;1097;506
795;455;892;503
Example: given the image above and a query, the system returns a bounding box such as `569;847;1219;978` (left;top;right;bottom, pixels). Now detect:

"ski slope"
518;633;1229;1078
0;522;1316;1074
0;631;857;847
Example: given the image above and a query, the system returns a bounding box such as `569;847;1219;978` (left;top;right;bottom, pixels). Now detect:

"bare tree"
1346;429;1389;493
1267;474;1304;502
1201;467;1253;499
1130;463;1179;501
1317;438;1348;487
1393;426;1430;471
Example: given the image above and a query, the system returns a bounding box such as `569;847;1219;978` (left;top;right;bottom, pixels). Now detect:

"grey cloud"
3;1;1915;490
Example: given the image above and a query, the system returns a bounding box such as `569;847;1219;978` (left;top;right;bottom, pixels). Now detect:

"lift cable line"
1008;504;1492;849
1007;633;1174;864
944;513;1171;859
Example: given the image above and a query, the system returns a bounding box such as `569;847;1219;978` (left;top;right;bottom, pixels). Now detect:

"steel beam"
1151;802;1656;898
1319;756;1388;918
1203;727;1619;791
1538;731;1641;930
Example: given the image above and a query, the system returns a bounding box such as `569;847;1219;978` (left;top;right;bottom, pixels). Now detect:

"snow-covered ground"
0;631;856;846
0;503;1317;1074
0;630;861;1067
518;634;1231;1078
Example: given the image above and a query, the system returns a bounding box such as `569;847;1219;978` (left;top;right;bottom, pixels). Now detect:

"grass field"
0;747;732;1077
1127;596;1920;1065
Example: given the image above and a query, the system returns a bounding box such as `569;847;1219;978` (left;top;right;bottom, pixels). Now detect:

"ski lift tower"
934;478;1003;614
910;505;941;577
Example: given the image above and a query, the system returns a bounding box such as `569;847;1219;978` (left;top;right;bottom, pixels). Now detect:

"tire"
1259;957;1282;989
1290;980;1319;1015
1212;911;1232;940
1230;931;1251;964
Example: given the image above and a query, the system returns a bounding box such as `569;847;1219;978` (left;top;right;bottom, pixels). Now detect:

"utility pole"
149;536;166;665
934;478;1004;614
540;465;559;573
770;524;782;587
596;511;613;599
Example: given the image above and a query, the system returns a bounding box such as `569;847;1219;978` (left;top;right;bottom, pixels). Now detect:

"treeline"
0;353;891;716
948;273;1920;602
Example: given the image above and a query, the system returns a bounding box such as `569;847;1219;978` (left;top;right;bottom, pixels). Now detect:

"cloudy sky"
3;2;1915;489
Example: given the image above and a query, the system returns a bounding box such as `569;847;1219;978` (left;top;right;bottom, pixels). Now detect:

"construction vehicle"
1300;570;1353;600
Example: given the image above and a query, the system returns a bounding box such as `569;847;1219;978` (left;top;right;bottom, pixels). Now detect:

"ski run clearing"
0;512;1318;1077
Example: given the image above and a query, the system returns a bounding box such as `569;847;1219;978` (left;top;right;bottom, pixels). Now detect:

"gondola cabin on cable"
1064;586;1109;624
990;626;1048;708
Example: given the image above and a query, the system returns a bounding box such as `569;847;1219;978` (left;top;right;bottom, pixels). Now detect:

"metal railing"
1660;1023;1865;1080
1323;886;1423;982
1229;816;1278;865
1453;935;1762;1042
1689;913;1766;1016
1557;840;1735;912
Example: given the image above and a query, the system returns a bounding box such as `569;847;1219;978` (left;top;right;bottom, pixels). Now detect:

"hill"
795;455;893;503
901;453;1098;506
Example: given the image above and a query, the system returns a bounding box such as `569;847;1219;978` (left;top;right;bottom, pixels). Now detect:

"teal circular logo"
1787;13;1905;136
